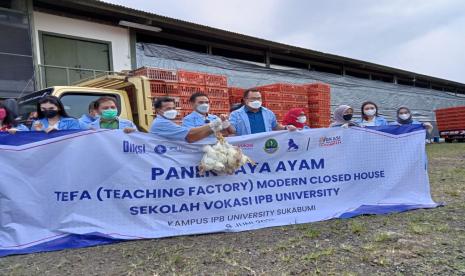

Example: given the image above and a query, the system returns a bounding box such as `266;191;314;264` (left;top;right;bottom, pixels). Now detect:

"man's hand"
7;128;17;134
123;127;136;133
286;125;298;131
219;114;229;121
209;118;223;132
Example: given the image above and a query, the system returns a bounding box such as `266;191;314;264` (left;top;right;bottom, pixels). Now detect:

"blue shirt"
182;111;219;128
230;106;278;136
356;116;388;127
150;116;190;141
79;114;98;129
31;117;81;131
89;117;138;130
246;108;266;134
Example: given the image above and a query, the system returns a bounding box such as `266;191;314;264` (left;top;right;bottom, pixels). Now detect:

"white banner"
0;125;438;256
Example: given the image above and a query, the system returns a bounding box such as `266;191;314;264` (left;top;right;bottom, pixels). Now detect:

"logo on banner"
319;136;342;147
264;138;279;154
287;139;299;152
154;145;167;154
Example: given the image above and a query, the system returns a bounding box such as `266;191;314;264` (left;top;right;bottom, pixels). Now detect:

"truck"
17;74;156;132
435;106;465;143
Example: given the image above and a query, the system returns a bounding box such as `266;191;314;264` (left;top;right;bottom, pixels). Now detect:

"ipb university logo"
263;138;279;154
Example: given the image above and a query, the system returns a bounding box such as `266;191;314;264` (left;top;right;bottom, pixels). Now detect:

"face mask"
0;109;6;120
196;103;210;114
297;116;307;123
43;110;58;119
248;100;262;109
163;109;178;120
343;114;353;121
399;113;410;120
101;109;118;120
364;109;376;116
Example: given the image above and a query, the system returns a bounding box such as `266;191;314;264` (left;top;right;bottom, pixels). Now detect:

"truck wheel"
445;138;453;143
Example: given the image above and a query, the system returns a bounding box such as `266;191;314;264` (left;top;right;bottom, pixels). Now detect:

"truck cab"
17;75;154;132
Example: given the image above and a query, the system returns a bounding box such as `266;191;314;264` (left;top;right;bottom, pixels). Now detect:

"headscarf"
330;105;353;127
396;106;413;125
282;108;306;129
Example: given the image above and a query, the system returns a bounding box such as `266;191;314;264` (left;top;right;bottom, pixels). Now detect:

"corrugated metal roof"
35;0;465;89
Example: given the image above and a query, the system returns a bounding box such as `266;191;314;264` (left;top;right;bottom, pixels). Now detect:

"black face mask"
43;110;58;118
343;114;353;121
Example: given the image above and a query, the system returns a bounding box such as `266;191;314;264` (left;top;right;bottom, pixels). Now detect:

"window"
60;93;120;118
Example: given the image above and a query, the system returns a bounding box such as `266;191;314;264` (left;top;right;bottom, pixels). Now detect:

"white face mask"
196;103;210;114
399;113;410;120
162;109;178;120
248;100;262;109
297;116;307;123
364;109;376;116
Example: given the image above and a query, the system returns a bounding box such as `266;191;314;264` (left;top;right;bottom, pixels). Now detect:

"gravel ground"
1;143;464;275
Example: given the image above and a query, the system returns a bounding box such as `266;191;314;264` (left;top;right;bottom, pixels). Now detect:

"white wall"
33;11;131;71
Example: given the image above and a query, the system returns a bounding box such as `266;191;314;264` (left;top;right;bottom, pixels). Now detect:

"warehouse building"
1;0;465;122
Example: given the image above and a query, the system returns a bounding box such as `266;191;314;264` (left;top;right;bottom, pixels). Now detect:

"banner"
0;125;438;257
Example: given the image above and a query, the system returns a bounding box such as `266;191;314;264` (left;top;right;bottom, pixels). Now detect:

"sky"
105;0;465;83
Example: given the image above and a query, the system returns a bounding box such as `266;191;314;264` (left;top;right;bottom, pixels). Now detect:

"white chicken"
199;133;254;175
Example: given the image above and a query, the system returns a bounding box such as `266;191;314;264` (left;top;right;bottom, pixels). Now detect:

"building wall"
33;11;131;72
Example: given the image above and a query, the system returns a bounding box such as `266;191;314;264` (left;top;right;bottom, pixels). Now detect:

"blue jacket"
31;117;81;131
230;106;278;136
79;114;98;129
356;116;388;127
89;117;138;130
389;120;422;126
182;111;219;128
150;116;190;141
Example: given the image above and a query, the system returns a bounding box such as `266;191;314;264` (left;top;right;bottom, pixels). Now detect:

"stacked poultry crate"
133;67;230;124
302;83;331;128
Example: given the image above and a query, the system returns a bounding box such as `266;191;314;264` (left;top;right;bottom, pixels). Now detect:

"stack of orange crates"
204;73;230;116
253;83;308;123
228;87;245;105
133;67;230;123
302;83;331;128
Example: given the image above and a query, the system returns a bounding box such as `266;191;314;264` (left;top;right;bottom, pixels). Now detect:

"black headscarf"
396;106;413;125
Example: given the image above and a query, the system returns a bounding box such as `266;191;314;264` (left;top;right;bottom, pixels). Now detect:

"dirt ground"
1;143;465;275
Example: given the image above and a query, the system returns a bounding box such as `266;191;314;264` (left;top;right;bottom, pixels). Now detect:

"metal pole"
66;68;70;85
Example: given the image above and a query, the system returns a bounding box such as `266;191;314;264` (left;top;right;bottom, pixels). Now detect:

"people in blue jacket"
390;106;433;133
182;92;235;135
150;97;229;142
0;101;29;133
229;89;297;136
356;101;388;127
88;96;137;133
31;96;81;133
78;101;98;129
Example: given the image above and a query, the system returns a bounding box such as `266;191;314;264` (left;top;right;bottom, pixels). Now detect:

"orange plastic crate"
228;87;245;97
205;74;228;87
133;67;178;82
178;70;206;85
149;81;178;97
178;84;206;97
205;86;229;99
